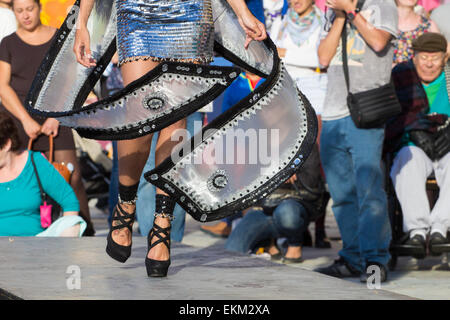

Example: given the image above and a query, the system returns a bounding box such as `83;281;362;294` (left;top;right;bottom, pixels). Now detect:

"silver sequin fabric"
116;0;214;65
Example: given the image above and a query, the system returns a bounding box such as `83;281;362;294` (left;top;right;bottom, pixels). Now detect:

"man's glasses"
417;54;445;64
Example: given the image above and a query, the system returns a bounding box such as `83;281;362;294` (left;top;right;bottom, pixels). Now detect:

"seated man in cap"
386;32;450;256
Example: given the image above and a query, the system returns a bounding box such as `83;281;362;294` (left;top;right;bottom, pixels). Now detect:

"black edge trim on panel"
213;39;271;79
73;38;117;111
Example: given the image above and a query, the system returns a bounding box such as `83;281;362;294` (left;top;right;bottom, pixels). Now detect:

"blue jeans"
136;112;204;241
225;199;309;254
320;116;391;272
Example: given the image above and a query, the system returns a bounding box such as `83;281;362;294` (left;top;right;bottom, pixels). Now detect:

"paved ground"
0;237;411;300
89;200;450;300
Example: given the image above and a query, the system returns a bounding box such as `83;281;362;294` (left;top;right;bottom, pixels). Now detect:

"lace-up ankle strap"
111;202;136;232
148;223;171;251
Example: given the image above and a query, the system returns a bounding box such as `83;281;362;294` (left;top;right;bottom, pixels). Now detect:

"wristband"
346;10;358;21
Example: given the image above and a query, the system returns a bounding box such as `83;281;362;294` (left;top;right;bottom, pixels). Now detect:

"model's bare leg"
112;59;187;251
111;59;158;246
147;118;186;262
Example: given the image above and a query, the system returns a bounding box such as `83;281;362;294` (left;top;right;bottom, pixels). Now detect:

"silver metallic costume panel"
26;0;318;222
27;0;117;115
116;0;214;64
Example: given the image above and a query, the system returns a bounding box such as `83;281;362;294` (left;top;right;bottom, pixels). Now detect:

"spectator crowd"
0;0;450;284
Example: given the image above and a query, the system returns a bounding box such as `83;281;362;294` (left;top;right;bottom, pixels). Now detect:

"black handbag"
341;6;401;129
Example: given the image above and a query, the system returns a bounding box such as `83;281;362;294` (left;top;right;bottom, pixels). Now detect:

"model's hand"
22;117;41;140
326;0;356;12
41;118;60;137
237;9;267;49
73;26;96;68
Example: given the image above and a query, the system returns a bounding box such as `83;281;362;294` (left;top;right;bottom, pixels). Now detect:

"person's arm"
226;0;267;48
318;10;346;67
0;61;41;139
73;0;96;67
33;152;80;215
40;118;60;138
326;0;392;53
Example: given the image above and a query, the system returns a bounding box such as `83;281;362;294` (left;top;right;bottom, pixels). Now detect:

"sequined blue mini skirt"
116;0;214;65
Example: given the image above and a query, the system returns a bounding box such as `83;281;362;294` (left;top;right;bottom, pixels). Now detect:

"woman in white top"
270;0;331;251
0;0;16;44
271;0;327;116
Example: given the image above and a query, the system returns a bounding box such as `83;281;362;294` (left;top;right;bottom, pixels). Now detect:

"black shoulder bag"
341;3;401;129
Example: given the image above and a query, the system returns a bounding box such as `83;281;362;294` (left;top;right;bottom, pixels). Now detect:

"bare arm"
318;10;346;67
350;9;392;52
63;211;79;217
77;0;95;28
225;0;248;14
73;0;96;67
326;0;392;53
0;61;41;139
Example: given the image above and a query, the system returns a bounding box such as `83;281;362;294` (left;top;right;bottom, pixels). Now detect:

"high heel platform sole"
145;258;171;277
106;202;136;263
106;231;132;263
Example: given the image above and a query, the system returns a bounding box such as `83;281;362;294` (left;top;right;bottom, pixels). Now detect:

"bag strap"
341;0;366;92
30;151;47;203
342;18;350;92
48;135;54;163
27;135;54;163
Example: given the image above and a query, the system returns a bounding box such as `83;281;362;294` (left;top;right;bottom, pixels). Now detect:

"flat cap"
412;32;447;53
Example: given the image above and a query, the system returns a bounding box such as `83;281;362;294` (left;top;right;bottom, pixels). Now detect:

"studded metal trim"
206;169;229;193
142;92;168;111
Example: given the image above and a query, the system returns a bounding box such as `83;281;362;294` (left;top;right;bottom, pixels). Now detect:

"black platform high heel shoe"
106;201;136;263
145;194;175;277
145;221;172;277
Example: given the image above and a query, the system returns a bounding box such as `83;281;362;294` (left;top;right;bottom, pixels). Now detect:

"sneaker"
360;261;388;284
314;257;361;278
